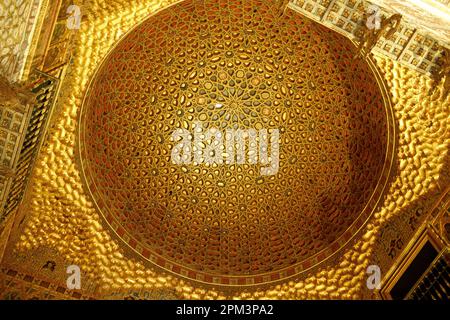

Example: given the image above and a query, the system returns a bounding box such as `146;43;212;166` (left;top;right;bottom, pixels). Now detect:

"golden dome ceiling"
79;0;395;285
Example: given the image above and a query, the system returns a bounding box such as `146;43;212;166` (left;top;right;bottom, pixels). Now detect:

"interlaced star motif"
79;0;394;285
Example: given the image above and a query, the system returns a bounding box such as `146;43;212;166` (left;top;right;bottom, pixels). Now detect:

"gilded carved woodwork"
0;0;48;82
0;70;60;223
291;0;447;76
354;13;402;59
368;0;450;44
0;74;36;112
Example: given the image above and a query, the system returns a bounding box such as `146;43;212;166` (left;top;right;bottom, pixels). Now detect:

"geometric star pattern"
79;0;394;285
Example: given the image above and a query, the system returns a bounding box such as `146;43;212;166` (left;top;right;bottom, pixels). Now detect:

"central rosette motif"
79;0;393;285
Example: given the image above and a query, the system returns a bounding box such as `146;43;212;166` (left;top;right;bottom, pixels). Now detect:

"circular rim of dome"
77;0;396;287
